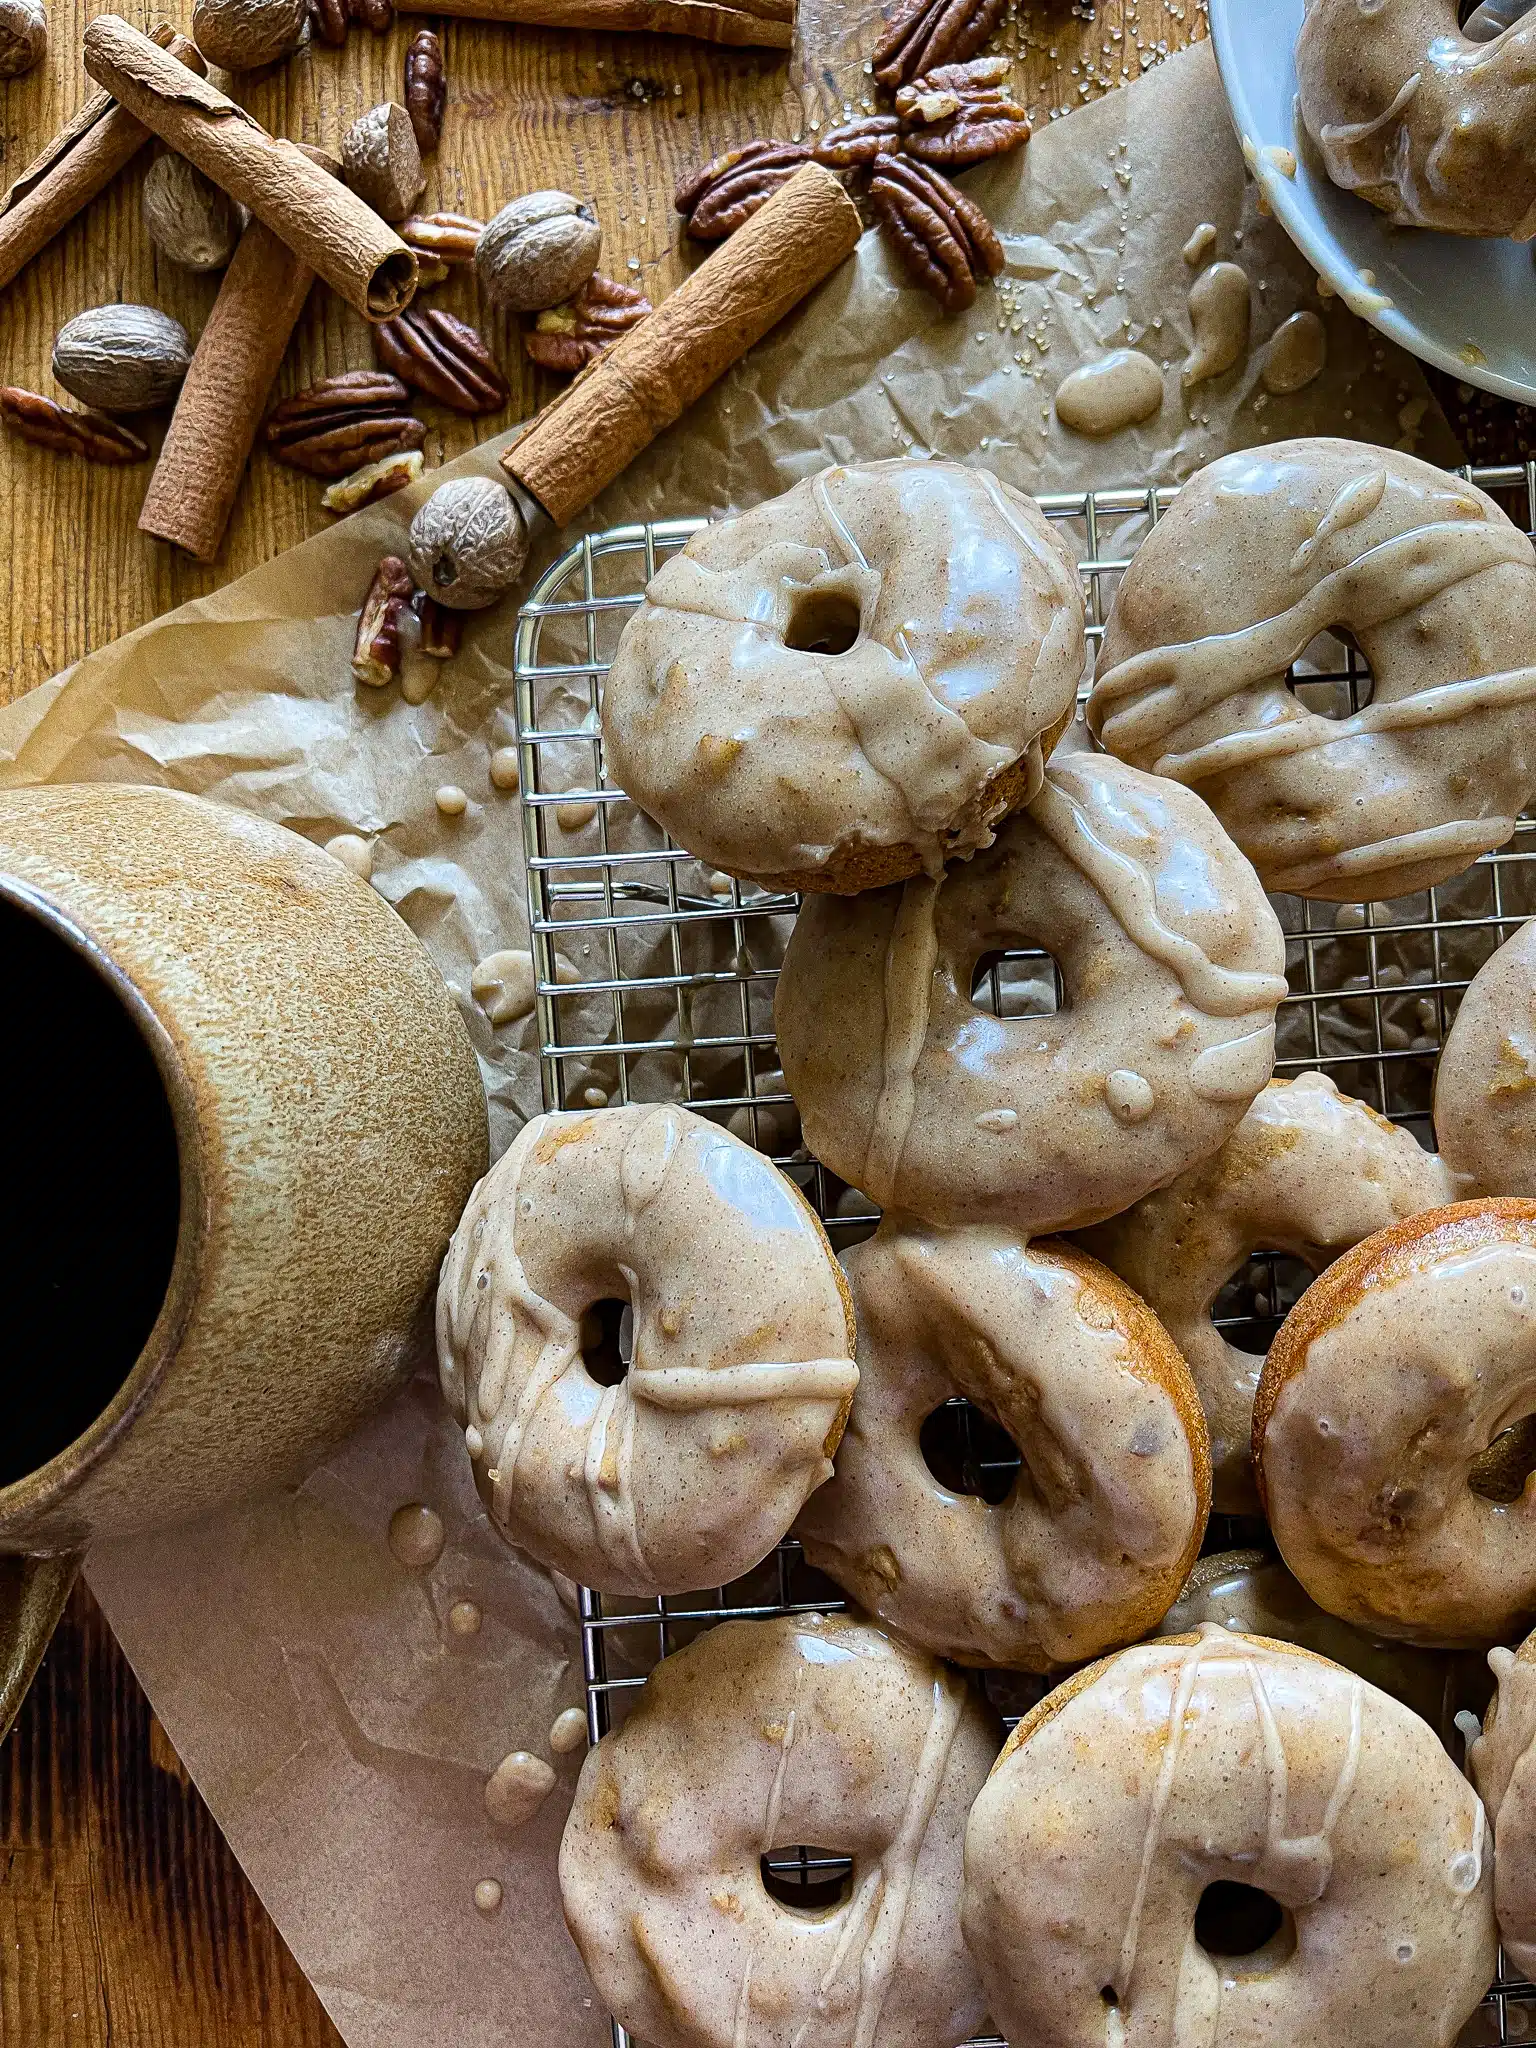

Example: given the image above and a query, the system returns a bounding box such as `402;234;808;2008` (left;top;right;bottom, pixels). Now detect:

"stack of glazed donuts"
436;443;1536;2048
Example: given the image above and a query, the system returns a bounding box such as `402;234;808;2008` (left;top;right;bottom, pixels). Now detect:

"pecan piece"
869;151;1004;313
374;308;510;415
353;555;414;687
347;0;394;29
813;114;901;169
266;373;424;477
524;273;651;373
871;0;1007;89
0;386;148;463
308;0;347;43
321;447;423;514
675;139;811;241
414;590;463;659
898;55;1029;168
399;211;483;264
405;28;445;154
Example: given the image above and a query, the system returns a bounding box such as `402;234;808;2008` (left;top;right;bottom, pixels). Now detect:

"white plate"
1208;0;1536;402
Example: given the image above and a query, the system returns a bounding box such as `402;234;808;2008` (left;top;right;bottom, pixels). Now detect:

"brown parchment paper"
0;37;1464;2048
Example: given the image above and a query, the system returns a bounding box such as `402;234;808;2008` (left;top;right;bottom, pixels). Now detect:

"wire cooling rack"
513;470;1536;2048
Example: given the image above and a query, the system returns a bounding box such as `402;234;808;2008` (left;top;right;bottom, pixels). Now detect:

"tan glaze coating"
1260;311;1327;395
559;1612;998;2048
1255;1199;1536;1646
776;748;1286;1233
1053;349;1165;437
599;459;1085;895
1090;439;1536;901
1160;1548;1491;1746
1296;0;1536;237
437;1104;858;1595
963;1628;1496;2048
1468;1626;1536;1979
1184;262;1251;386
0;786;487;1729
795;1222;1210;1670
1436;916;1536;1198
1080;1074;1454;1512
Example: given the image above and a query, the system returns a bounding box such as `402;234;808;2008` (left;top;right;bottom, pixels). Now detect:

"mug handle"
0;1552;80;1744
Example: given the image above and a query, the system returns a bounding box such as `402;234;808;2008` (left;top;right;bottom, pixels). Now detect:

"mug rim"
0;874;208;1534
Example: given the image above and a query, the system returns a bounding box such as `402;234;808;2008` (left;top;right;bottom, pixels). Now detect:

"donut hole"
970;945;1064;1019
579;1296;633;1387
919;1396;1021;1506
1468;1412;1536;1502
760;1847;855;1915
1287;628;1374;720
1212;1252;1314;1356
784;588;862;657
1194;1881;1296;1972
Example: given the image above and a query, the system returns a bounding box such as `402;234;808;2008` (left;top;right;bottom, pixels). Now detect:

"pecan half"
414;590;463;659
813;114;901;169
405;29;445;154
0;387;148;463
308;0;347;43
353;555;414;687
321;447;423;514
524;273;651;373
869;151;1004;312
400;211;483;264
871;0;1007;89
898;56;1029;167
265;373;425;477
374;308;510;415
675;139;811;241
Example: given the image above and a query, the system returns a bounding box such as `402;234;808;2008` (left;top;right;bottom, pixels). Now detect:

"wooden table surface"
1;0;1532;2038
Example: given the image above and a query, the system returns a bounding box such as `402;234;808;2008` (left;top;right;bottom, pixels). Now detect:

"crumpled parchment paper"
0;37;1463;2048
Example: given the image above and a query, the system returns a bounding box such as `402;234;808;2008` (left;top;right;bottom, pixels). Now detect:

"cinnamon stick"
139;148;340;561
504;161;860;528
0;27;204;295
81;16;417;321
395;0;794;46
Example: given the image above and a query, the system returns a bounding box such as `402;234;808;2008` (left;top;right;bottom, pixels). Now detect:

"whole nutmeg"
0;0;46;77
342;102;426;224
476;192;602;314
191;0;307;68
407;477;528;610
52;305;192;413
142;155;245;271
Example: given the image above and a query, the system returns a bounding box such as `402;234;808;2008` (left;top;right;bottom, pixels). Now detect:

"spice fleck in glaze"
1436;916;1536;1198
436;1105;857;1595
1296;0;1536;236
599;459;1085;894
1080;1074;1454;1513
1089;440;1536;900
1469;1627;1536;1980
1254;1199;1536;1645
775;747;1286;1232
559;1612;998;2048
795;1222;1210;1670
962;1629;1496;2048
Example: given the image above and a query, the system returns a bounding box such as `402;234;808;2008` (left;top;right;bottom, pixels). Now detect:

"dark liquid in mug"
1;895;181;1489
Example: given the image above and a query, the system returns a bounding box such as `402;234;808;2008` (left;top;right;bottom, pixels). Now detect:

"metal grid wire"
513;470;1536;2048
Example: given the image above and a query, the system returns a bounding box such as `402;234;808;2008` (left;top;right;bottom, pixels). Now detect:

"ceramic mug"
0;784;489;1739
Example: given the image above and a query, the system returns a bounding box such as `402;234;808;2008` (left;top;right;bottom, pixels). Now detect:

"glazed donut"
775;747;1287;1233
1254;1198;1536;1645
1296;0;1536;237
795;1220;1211;1669
436;1104;858;1594
559;1611;998;2048
1089;440;1536;900
1468;1628;1536;1980
1160;1549;1491;1746
600;458;1085;895
1080;1073;1454;1512
962;1628;1496;2048
1436;917;1536;1198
